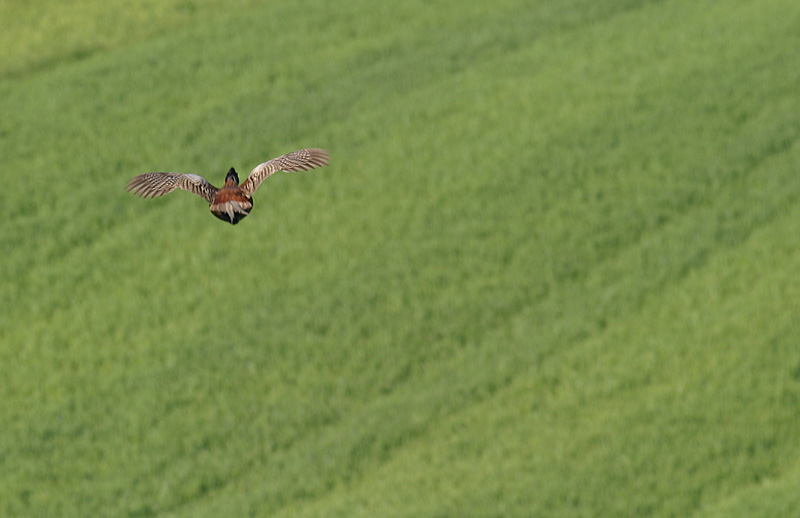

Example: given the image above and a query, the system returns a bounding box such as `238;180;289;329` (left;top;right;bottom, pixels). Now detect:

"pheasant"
126;148;329;224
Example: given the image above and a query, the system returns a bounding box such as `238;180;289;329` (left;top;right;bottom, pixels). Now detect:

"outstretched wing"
126;173;218;204
240;148;329;195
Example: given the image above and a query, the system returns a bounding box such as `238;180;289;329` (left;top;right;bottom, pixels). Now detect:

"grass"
2;0;800;516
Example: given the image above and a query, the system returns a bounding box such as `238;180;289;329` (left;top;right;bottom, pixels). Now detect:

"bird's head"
225;167;239;186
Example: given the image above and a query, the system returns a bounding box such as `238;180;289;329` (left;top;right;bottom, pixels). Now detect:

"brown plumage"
126;148;329;224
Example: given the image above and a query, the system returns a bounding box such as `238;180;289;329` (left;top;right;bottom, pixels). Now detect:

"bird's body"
126;148;329;225
207;168;253;224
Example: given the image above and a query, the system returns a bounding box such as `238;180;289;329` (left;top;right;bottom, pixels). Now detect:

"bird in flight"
126;148;329;224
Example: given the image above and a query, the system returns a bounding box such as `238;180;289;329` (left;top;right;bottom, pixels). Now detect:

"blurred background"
2;0;800;516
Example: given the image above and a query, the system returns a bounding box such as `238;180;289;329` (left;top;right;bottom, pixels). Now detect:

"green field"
3;0;800;516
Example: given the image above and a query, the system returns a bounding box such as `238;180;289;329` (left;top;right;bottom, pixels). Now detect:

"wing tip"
125;173;171;198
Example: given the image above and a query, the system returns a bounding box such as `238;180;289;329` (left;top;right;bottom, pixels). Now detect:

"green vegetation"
2;0;800;515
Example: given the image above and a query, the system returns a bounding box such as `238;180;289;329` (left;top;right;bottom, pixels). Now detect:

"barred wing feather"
126;173;218;203
240;148;329;195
